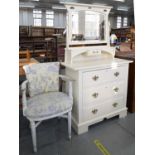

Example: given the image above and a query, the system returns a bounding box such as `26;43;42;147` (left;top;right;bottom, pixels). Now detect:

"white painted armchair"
21;62;73;152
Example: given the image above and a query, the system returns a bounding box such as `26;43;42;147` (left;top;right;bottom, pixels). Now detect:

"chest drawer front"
106;81;125;99
83;86;108;105
83;81;125;105
83;69;108;87
83;65;128;88
83;97;125;121
105;97;126;114
83;104;103;121
107;66;128;82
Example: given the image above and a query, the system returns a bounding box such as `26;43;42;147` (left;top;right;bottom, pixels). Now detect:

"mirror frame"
64;3;112;47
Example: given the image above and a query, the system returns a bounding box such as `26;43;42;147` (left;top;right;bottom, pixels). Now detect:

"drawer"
106;81;125;99
83;69;108;88
83;81;125;105
105;97;126;115
83;104;103;121
107;66;128;82
83;97;125;121
83;65;128;88
83;85;108;105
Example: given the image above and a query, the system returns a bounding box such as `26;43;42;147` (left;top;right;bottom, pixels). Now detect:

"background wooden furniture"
53;35;66;62
115;51;135;113
111;27;135;42
19;26;65;62
19;38;57;61
19;26;64;38
19;50;31;59
111;27;135;51
118;42;134;52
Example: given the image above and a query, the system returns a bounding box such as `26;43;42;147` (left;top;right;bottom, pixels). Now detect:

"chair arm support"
21;80;28;90
21;80;28;116
59;75;74;82
59;75;74;99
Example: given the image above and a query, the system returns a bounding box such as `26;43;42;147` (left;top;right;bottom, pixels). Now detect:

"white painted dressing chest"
61;2;132;134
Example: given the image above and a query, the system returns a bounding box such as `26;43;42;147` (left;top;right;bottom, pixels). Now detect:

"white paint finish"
68;111;72;139
83;96;125;121
64;45;116;65
63;61;130;134
63;2;112;46
30;120;37;152
83;81;125;104
82;64;128;87
62;58;132;71
62;51;131;135
62;3;131;135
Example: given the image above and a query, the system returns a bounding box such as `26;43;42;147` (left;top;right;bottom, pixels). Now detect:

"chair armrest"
21;80;28;116
59;75;74;99
21;80;28;91
59;75;74;82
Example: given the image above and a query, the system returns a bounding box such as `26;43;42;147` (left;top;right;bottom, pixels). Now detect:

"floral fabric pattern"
25;92;72;119
23;62;60;97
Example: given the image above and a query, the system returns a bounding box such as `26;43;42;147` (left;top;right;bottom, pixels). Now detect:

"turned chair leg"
68;111;71;139
30;121;37;152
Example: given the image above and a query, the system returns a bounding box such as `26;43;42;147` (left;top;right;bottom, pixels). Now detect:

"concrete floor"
19;111;135;155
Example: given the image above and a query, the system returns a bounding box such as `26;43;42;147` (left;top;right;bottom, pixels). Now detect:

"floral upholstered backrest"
23;62;60;97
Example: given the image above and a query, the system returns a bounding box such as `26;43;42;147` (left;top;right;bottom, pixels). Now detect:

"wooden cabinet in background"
115;52;135;113
111;27;135;44
19;26;65;38
19;26;65;62
31;27;44;37
19;26;29;37
57;44;65;62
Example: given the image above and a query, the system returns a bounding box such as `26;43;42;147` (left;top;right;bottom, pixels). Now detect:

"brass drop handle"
114;72;119;77
113;87;119;92
92;75;99;81
113;102;118;107
92;109;98;114
92;93;99;98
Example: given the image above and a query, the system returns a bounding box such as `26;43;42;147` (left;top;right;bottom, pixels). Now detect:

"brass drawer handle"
113;102;118;107
92;75;99;81
113;87;119;92
92;93;99;98
92;109;98;114
114;72;120;77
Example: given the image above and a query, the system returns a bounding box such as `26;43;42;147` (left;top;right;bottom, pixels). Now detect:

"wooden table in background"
19;58;39;76
115;51;135;113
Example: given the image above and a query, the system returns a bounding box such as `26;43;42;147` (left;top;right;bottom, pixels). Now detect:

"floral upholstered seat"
25;92;72;119
21;62;73;152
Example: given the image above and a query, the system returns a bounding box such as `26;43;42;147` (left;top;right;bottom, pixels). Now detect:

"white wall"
54;11;66;28
19;8;66;28
19;8;33;25
109;15;117;29
19;8;134;29
109;14;134;29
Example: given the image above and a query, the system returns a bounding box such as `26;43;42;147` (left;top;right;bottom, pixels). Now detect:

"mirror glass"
71;10;105;41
